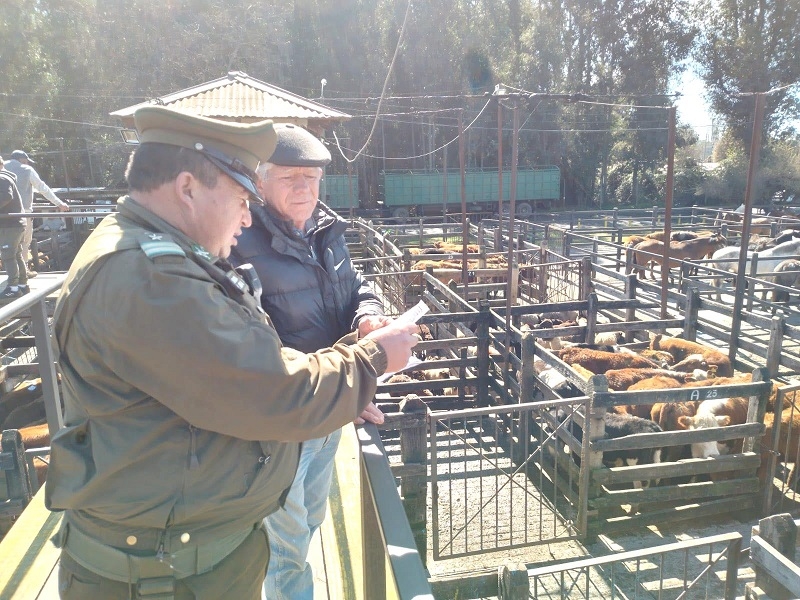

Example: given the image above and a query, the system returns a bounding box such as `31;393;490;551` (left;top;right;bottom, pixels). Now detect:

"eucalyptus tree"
696;0;800;146
526;0;697;207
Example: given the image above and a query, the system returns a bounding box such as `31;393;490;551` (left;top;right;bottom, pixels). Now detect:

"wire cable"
334;0;414;163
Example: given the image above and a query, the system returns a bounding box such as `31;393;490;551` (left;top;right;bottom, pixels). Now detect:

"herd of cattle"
626;227;800;304
528;325;800;493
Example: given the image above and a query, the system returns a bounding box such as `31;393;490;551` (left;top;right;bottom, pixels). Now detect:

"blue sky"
674;70;715;138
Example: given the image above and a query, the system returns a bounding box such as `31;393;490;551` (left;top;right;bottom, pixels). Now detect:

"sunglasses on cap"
192;142;265;206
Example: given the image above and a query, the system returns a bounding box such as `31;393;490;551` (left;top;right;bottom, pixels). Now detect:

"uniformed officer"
45;106;418;599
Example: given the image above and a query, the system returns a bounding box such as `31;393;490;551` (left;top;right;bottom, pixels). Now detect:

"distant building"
110;71;351;136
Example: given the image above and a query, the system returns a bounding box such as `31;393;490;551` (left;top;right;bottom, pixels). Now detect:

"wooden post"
744;368;770;455
747;253;759;312
614;225;627;273
509;262;519;305
425;266;435;297
497;564;529;600
625;245;635;276
580;256;593;302
751;514;797;599
402;248;412;274
624;274;637;343
520;331;537;405
585;293;598;344
476;301;491;407
684;287;700;342
766;316;784;379
399;395;430;565
581;376;608;538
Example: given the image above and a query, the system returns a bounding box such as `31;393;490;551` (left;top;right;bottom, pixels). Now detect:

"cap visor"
202;154;263;204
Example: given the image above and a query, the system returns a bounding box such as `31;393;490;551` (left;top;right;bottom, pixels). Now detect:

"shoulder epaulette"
137;233;186;261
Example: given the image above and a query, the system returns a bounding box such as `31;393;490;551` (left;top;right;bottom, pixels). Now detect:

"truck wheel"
392;207;410;220
516;202;532;218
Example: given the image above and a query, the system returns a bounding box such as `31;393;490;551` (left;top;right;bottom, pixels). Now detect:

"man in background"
231;123;389;600
4;149;70;275
0;155;28;301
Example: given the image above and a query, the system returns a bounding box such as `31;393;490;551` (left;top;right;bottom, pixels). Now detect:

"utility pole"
729;92;766;362
660;106;676;319
496;87;504;237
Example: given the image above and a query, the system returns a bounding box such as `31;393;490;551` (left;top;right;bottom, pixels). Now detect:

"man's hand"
354;402;384;425
357;315;392;337
57;202;69;212
364;320;419;373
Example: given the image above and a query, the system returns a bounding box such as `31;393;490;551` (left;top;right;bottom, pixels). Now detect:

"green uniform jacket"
45;196;386;555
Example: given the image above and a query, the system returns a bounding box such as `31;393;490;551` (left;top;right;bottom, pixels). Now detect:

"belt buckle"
137;576;175;599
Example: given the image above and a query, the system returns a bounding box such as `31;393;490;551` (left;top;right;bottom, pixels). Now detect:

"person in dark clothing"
0;155;28;302
231;124;389;599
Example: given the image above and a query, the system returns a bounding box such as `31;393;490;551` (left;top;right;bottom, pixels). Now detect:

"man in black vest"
231;124;390;599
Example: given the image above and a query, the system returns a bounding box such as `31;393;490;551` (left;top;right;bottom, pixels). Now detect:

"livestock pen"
5;206;800;599
342;212;800;597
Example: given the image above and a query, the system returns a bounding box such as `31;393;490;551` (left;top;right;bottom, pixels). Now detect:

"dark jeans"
57;526;269;600
0;226;26;287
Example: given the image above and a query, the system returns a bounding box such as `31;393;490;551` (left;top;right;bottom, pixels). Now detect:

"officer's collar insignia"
137;233;185;260
190;244;214;261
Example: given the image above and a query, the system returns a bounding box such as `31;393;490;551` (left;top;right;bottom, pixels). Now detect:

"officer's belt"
61;521;254;582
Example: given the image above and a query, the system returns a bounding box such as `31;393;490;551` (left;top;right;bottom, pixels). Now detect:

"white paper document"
376;300;429;383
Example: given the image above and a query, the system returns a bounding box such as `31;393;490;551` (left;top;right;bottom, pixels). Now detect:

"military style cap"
269;123;331;167
133;106;277;202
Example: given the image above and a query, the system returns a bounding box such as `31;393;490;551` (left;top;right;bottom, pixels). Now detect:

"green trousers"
57;526;269;600
0;226;26;287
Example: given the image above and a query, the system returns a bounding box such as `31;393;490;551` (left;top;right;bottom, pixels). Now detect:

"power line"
334;99;493;161
0;110;123;131
334;0;414;164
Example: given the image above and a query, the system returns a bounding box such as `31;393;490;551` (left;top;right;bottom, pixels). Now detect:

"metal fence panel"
430;399;586;559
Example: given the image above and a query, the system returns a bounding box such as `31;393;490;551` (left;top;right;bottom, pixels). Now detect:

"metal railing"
528;532;743;600
357;423;434;599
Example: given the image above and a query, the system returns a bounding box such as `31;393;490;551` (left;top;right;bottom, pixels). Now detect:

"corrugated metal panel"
169;81;335;120
110;72;350;126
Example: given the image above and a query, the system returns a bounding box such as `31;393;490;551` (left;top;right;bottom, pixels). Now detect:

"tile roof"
110;71;351;129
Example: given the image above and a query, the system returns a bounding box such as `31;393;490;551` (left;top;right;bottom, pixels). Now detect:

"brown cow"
677;397;749;458
650;334;733;378
603;368;694;391
630;234;727;280
651;401;700;479
555;347;659;375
